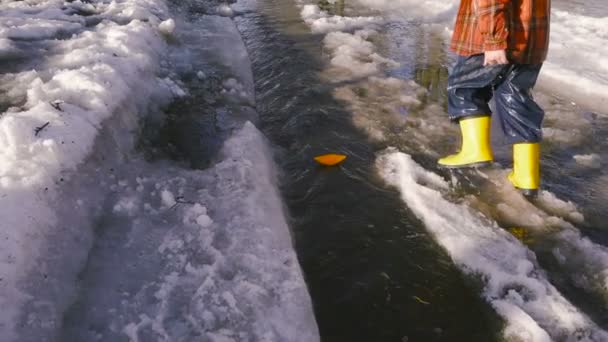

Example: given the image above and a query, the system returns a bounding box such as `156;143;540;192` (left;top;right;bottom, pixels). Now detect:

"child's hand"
484;50;509;66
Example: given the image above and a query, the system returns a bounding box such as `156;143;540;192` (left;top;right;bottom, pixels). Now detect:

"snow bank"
377;150;608;341
0;0;175;339
181;121;318;341
538;9;608;110
49;4;317;340
62;123;319;342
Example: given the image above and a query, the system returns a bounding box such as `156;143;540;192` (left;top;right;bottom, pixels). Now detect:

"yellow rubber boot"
508;143;540;197
438;116;493;168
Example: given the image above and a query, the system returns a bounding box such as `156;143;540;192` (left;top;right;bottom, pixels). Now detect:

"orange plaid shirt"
450;0;551;64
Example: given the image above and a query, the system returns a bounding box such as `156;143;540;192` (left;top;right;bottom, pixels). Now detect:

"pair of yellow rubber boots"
438;116;540;197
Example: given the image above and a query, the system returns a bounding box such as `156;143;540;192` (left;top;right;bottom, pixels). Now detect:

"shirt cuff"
483;38;508;51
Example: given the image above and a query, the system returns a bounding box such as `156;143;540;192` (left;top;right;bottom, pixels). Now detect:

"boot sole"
517;188;539;199
437;161;493;169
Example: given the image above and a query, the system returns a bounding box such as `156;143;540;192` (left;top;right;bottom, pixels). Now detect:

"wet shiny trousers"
447;54;545;143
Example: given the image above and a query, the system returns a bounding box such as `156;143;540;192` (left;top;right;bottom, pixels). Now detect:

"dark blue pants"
447;54;545;143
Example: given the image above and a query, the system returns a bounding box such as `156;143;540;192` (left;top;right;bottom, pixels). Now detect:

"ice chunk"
300;5;322;20
113;196;139;216
537;191;585;224
159;19;176;35
300;4;382;33
196;214;213;228
161;77;187;97
217;4;234;17
160;190;176;208
182;203;213;228
323;30;398;79
573;154;601;169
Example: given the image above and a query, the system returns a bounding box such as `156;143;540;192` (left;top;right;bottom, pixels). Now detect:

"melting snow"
297;1;608;339
377;150;608;341
0;0;175;339
0;0;318;340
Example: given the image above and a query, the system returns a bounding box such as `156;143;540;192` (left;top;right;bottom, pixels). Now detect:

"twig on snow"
50;100;64;111
170;196;195;210
34;122;50;137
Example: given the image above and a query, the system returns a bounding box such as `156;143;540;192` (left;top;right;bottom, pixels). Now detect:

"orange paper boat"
314;154;347;166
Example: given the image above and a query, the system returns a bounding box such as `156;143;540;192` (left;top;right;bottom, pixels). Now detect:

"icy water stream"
234;1;503;341
235;0;608;340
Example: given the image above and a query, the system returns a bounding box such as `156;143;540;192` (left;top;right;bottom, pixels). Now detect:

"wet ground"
235;1;502;340
233;0;608;340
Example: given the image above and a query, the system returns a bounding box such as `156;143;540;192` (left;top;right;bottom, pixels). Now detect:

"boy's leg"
493;64;544;143
494;64;545;196
439;54;509;168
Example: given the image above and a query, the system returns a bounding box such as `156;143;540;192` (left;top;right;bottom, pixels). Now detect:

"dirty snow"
377;150;608;341
0;0;318;341
0;0;175;339
60;123;319;342
296;1;608;339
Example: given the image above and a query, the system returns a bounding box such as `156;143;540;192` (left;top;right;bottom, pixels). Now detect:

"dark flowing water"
233;0;608;340
233;1;506;341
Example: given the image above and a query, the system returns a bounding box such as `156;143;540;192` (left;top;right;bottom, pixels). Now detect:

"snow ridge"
378;150;608;342
60;123;319;342
0;0;176;339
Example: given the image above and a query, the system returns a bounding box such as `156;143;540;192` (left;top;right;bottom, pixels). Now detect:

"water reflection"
381;20;450;107
412;26;450;106
318;0;345;16
236;0;505;340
